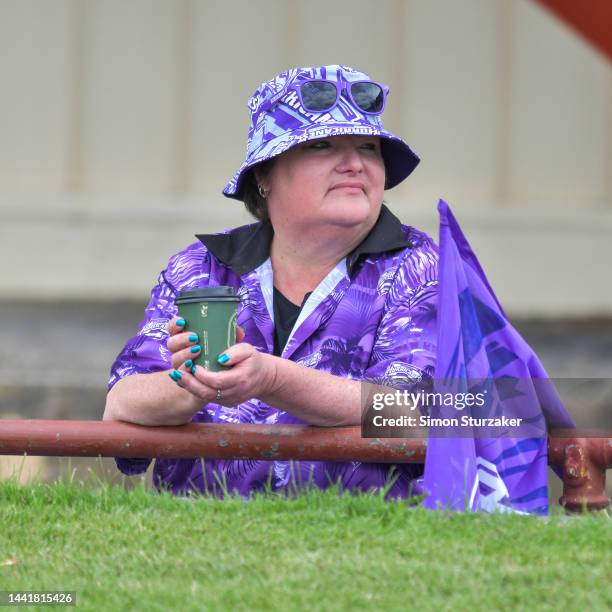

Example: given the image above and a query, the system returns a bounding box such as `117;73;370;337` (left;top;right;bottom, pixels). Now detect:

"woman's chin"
322;197;377;227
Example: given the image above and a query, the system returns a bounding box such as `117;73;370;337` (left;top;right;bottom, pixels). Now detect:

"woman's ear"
253;170;269;192
253;159;275;194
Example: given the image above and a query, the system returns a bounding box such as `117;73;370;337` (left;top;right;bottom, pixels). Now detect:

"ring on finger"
215;389;222;401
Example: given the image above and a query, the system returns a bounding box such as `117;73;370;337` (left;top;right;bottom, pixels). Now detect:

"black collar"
196;204;412;277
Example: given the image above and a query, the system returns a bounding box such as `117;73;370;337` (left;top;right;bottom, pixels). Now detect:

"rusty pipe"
548;429;611;512
0;420;426;463
0;420;609;512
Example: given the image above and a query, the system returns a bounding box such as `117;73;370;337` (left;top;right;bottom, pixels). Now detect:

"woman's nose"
335;146;364;173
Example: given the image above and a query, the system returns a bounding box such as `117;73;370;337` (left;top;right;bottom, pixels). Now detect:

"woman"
104;64;438;498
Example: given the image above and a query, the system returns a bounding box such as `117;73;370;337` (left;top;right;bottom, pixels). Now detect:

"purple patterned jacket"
108;205;439;497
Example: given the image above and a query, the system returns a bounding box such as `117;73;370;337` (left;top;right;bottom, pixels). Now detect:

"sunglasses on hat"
297;79;389;115
257;78;389;121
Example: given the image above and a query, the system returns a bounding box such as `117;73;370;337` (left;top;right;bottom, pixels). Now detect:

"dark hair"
242;159;275;221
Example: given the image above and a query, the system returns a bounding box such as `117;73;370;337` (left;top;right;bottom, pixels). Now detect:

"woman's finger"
167;329;201;354
191;365;237;391
170;343;202;370
236;325;246;342
216;342;254;368
166;316;187;335
168;364;216;403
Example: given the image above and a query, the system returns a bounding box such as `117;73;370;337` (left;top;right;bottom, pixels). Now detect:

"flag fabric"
422;200;575;515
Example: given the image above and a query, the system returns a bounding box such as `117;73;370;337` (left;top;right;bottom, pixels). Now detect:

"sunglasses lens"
300;81;337;111
351;82;385;113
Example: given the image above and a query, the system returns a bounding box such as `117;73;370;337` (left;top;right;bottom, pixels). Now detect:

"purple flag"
422;200;575;514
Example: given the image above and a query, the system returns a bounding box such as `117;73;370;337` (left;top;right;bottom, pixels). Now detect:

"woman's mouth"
329;182;365;192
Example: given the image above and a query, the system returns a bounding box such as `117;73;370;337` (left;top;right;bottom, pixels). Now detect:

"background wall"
1;0;610;316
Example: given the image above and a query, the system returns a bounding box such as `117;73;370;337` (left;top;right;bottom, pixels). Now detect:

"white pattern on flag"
472;457;527;515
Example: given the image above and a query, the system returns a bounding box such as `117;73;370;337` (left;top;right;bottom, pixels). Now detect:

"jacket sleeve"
362;236;438;391
107;243;212;475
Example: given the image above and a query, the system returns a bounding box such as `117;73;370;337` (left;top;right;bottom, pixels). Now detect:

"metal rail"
0;420;609;512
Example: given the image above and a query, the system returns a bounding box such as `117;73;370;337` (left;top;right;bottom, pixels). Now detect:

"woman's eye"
308;140;330;149
360;142;378;151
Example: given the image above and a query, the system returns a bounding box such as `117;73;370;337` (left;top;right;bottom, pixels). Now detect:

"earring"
257;184;267;198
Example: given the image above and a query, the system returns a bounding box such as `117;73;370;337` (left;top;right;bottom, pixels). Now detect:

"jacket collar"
196;204;412;277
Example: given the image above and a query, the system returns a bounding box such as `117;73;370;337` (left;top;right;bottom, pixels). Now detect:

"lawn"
0;477;610;611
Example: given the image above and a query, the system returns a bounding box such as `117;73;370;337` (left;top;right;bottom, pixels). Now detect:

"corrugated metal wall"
1;0;610;315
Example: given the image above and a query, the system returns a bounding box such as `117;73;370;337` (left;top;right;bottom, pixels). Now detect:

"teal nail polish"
191;365;197;375
188;334;198;343
217;353;230;365
173;369;183;380
190;344;201;354
176;318;186;327
184;359;193;368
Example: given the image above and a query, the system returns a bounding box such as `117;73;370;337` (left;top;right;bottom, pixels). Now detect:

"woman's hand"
166;317;277;407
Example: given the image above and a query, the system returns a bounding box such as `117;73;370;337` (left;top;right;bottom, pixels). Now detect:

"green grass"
0;478;610;612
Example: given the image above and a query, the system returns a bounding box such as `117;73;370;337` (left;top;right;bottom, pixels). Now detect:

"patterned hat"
222;64;420;200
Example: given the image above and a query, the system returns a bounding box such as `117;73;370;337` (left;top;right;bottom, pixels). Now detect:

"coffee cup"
175;287;240;372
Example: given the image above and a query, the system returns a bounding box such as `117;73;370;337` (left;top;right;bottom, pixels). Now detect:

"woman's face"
260;135;385;233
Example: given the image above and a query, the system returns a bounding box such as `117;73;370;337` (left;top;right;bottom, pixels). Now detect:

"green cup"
175;287;240;372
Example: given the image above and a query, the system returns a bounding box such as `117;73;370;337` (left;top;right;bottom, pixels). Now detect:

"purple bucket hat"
222;64;420;200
